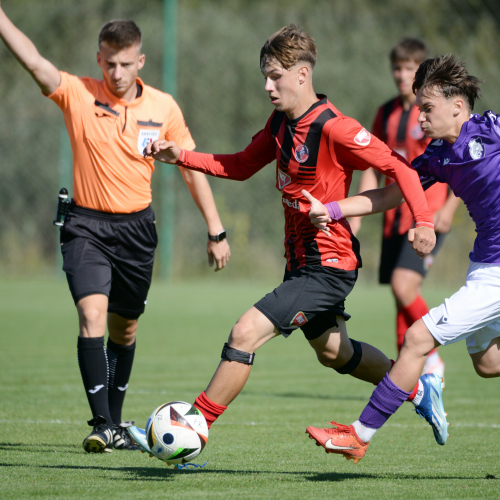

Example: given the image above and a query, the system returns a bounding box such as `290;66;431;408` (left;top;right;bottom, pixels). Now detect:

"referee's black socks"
77;336;113;425
107;338;136;426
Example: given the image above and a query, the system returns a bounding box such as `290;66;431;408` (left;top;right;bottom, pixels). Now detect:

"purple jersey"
412;111;500;264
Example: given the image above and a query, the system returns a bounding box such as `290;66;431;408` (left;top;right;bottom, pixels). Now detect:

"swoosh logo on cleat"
88;384;104;394
325;440;356;450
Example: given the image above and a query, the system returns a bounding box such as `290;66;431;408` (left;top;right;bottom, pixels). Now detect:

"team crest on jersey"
137;129;160;155
278;168;291;191
354;128;371;146
290;311;308;327
468;137;484;160
294;144;309;163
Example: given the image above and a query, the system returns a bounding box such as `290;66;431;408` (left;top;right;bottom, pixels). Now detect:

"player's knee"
78;305;104;329
109;326;137;345
229;319;259;352
472;361;500;378
401;321;432;355
315;345;341;368
108;316;138;341
319;339;362;374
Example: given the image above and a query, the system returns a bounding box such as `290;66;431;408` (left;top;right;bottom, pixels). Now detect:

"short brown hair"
390;38;428;65
260;24;317;70
413;54;482;111
98;20;142;50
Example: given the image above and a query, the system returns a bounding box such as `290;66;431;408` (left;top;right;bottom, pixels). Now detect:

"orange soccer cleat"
306;421;369;463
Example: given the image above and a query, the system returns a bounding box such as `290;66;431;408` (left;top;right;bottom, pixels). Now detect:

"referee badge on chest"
138;129;160;155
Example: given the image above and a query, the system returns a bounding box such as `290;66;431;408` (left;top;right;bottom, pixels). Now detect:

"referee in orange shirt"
0;5;230;453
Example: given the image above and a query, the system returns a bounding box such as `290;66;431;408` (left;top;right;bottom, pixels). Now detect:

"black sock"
107;338;136;425
77;336;112;425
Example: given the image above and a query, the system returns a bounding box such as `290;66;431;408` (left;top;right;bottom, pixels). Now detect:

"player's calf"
470;338;500;378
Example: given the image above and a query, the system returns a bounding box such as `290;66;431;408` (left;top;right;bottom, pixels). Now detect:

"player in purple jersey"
304;54;500;462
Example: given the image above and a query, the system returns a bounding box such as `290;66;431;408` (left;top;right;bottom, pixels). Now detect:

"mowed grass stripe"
0;279;499;500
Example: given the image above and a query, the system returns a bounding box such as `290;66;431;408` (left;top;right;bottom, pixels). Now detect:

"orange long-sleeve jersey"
47;72;195;213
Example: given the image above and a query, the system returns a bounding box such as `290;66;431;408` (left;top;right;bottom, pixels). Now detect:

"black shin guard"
77;336;112;423
221;343;255;365
334;339;362;375
107;338;136;425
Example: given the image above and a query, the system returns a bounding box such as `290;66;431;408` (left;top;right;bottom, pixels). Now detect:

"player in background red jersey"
144;25;438;439
349;39;460;380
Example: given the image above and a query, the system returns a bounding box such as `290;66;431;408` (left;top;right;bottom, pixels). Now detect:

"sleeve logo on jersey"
278;168;292;190
290;311;308;327
468;137;484;160
138;129;161;155
294;144;310;163
354;128;371;146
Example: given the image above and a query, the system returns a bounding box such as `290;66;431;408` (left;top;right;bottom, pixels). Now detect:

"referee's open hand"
143;139;181;164
302;190;332;237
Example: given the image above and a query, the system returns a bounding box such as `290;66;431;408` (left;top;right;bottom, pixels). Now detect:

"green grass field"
0;278;498;499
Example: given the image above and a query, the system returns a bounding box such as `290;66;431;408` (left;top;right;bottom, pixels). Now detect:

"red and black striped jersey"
372;96;448;237
178;95;433;272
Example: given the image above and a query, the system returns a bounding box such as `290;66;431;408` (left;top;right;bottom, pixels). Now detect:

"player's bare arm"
302;183;403;222
302;186;435;257
143;139;181;164
0;4;60;94
349;168;382;236
179;166;231;271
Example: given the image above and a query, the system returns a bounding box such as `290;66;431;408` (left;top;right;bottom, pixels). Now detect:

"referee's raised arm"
0;3;60;95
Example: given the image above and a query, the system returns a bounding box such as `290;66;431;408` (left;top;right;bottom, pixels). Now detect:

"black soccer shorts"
60;204;158;319
254;264;357;341
379;232;445;284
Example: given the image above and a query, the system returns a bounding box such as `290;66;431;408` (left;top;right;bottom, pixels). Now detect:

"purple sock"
359;374;410;429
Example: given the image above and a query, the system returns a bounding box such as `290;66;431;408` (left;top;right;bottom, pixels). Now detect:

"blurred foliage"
0;0;498;284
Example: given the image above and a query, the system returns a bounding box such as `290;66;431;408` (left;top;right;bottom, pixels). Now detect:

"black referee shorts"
254;264;357;341
60;204;158;319
379;232;445;284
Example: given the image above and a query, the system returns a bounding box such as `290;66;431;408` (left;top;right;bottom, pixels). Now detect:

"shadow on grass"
0;442;82;454
0;462;497;483
242;391;367;401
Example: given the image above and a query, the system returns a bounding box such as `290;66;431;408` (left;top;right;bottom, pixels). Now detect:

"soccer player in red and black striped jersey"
144;25;437;439
350;39;460;379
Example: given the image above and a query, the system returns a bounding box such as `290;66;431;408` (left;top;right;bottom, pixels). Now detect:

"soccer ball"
146;401;208;464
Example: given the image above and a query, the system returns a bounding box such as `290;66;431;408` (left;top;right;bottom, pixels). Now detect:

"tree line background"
0;0;499;286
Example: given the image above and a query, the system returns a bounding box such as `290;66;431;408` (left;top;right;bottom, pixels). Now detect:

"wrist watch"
208;230;226;242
